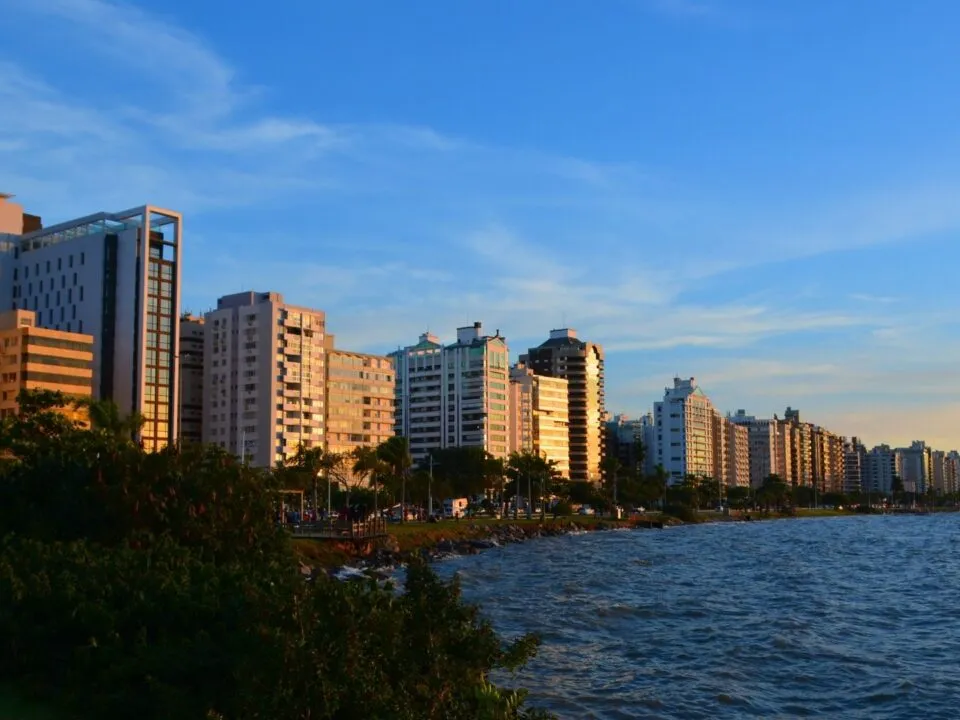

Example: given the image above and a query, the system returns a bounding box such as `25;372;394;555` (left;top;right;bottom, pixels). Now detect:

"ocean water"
436;515;960;719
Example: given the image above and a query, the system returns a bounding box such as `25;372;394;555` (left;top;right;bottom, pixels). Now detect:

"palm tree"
284;443;328;517
352;446;385;517
377;436;412;522
80;398;144;443
602;455;624;515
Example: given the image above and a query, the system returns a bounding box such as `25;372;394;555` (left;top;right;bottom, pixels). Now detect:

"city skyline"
2;0;959;449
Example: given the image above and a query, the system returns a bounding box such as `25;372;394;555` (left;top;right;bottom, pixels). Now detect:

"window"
46;260;50;273
79;286;84;301
57;258;61;271
80;252;85;265
69;256;73;268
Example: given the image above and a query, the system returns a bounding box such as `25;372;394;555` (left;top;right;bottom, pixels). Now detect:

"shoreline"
295;507;944;579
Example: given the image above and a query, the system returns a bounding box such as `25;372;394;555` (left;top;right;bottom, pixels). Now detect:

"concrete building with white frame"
0;196;182;451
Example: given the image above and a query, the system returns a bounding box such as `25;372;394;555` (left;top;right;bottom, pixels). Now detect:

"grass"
0;688;60;719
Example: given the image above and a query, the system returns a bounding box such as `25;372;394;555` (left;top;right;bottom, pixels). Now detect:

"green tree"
378;436;413;520
0;391;553;720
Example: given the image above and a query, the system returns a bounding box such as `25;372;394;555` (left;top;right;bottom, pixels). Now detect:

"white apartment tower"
0;196;182;451
862;444;900;494
392;322;510;465
203;292;326;467
654;377;716;483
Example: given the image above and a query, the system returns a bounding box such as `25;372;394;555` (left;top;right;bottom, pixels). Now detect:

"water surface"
437;515;960;719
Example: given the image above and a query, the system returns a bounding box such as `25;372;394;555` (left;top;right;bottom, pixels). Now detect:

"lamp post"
428;453;434;519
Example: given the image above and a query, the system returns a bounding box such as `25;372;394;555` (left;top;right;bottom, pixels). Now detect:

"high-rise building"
522;328;605;483
653;377;717;483
898;441;932;494
203;292;326;467
325;347;395;461
862;444;900;494
392;322;510;465
178;314;205;444
843;438;864;495
606;413;656;478
729;410;793;487
724;418;750;488
0;308;93;423
509;363;570;478
1;199;182;451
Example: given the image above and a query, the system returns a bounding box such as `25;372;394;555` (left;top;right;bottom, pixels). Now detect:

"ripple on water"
438;514;960;719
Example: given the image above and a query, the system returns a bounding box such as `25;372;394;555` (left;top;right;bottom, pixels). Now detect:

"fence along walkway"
290;517;388;540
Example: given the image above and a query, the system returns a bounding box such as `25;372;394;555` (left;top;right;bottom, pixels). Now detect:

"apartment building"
325;347;395;461
729;410;793;487
0;196;182;451
862;444;900;494
724;418;750;488
178;314;205;444
653;377;717;483
0;309;93;423
203;292;326;467
392;322;510;465
843;438;864;495
523;329;605;483
898;441;932;494
509;363;570;478
606;413;657;478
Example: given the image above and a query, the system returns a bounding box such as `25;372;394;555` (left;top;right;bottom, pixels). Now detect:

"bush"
0;392;552;719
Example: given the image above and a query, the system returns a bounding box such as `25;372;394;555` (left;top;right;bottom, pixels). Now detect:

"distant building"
729;410;793;487
606;413;656;478
724;419;750;488
509;363;570;478
522;329;605;483
325;347;395;461
862;444;900;494
898;441;932;494
204;291;327;467
178;314;205;444
654;377;717;483
392;322;510;465
0;308;93;424
0;197;182;451
843;438;864;495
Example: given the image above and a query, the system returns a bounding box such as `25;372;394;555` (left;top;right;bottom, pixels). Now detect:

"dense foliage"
0;391;551;720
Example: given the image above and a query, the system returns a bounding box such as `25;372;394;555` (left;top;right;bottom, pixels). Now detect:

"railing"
290;517;388;540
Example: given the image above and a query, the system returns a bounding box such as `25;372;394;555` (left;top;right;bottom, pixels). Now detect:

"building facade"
178;314;205;444
509;363;570;478
862;444;900;494
729;410;793;487
522;328;605;483
203;292;326;467
0;309;93;422
1;199;182;451
325;348;395;461
392;323;510;465
606;413;657;478
898;441;932;494
654;377;717;483
724;418;750;488
843;438;864;495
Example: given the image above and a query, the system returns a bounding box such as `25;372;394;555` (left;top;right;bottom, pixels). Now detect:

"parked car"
578;505;595;516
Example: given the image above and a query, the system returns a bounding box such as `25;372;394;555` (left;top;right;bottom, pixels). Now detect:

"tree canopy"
0;391;552;720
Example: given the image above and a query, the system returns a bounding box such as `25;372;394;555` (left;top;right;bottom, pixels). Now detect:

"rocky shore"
303;519;635;581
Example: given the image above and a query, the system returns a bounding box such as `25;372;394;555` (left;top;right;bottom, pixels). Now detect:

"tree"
602;455;624;513
284;443;329;515
757;474;790;512
506;451;559;520
378;436;413;521
79;396;145;443
0;390;554;720
352;446;386;516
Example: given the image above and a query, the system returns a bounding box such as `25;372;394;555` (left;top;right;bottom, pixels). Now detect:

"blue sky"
1;0;958;449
